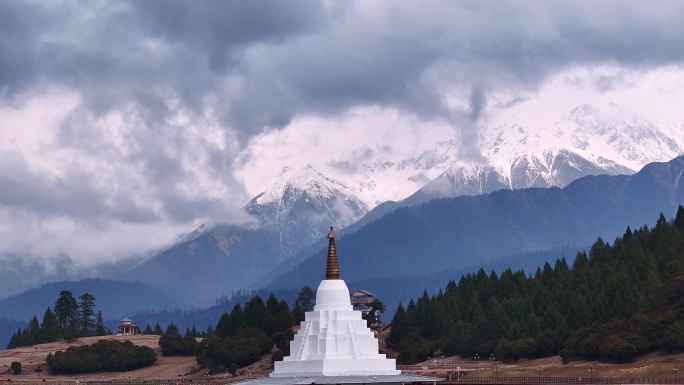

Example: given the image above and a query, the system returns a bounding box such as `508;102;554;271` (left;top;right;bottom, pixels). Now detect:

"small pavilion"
118;316;138;335
235;227;440;385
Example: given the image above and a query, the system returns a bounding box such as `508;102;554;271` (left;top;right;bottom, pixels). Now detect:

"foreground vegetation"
47;339;156;373
388;207;684;364
195;294;296;372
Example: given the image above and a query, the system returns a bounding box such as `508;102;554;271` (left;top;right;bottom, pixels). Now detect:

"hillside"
0;335;239;380
265;155;684;290
387;208;684;364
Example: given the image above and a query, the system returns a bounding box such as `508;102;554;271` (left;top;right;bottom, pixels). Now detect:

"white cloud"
1;1;684;265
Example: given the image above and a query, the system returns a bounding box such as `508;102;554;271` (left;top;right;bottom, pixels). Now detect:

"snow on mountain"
225;103;683;233
117;103;681;305
247;165;369;248
254;102;683;215
405;104;683;203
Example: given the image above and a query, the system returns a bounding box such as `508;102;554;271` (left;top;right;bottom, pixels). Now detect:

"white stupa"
236;227;439;385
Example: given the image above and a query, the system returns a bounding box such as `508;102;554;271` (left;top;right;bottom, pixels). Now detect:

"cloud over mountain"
1;1;684;263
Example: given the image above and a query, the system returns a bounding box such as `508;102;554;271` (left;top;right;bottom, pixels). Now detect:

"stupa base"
271;358;400;377
236;374;440;385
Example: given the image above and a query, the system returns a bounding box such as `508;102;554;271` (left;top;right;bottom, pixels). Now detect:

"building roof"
351;289;375;297
232;374;441;385
120;316;133;323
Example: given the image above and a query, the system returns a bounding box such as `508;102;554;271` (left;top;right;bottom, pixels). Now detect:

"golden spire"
325;226;340;279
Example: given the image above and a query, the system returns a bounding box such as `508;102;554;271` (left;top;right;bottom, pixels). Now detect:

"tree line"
387;207;684;364
195;293;299;372
7;290;109;348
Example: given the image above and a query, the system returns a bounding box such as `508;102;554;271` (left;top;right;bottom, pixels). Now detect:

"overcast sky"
2;0;684;265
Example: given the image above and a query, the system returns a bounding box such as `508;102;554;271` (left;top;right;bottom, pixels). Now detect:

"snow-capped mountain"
247;165;369;254
117;164;371;305
118;103;682;305
257;104;682;209
404;104;683;203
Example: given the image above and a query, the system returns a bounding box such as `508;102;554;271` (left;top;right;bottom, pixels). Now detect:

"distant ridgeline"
387;207;684;364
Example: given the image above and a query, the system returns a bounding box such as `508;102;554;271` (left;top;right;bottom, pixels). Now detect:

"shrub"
48;339;156;374
228;363;238;377
559;349;572;364
598;335;638;363
271;350;285;362
395;341;432;364
662;321;684;352
159;335;199;356
196;328;271;371
10;361;21;375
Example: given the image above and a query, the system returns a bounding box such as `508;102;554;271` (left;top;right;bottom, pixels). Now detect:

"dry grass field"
3;332;684;382
0;334;271;382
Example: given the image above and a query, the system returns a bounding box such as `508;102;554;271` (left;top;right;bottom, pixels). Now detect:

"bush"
395;341;432;364
10;361;21;375
271;350;285;362
662;321;684;352
598;335;638;363
497;338;540;360
48;339;156;374
196;328;271;371
228;363;238;377
159;335;199;356
559;349;572;364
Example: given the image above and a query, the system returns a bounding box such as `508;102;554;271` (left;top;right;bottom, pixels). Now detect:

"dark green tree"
244;296;268;331
40;307;60;342
293;286;315;321
54;290;78;332
675;205;684;229
95;311;107;336
78;293;96;336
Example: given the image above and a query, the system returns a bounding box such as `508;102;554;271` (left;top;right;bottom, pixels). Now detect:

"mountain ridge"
264;155;684;291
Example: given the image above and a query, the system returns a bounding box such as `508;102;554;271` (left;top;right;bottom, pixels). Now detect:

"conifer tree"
54;290;78;331
27;316;40;345
293;286;315;321
386;303;408;346
676;205;684;229
95;311;106;336
79;293;96;336
165;323;180;337
41;307;60;342
244;296;268;331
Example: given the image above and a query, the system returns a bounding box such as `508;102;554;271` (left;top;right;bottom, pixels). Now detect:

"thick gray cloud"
1;0;684;262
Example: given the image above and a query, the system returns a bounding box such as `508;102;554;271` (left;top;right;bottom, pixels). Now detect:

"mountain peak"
253;164;358;207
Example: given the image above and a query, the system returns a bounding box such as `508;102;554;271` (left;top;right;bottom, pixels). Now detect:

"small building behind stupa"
350;289;375;314
235;227;440;385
